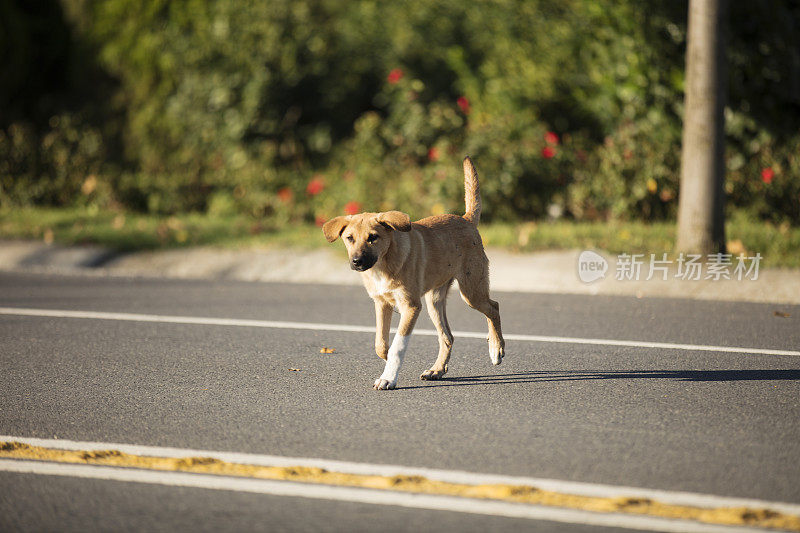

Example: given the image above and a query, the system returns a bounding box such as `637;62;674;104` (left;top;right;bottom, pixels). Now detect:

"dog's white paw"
489;339;504;365
373;378;397;390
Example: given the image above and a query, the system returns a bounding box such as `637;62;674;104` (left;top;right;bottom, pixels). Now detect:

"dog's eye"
367;234;379;243
346;235;355;243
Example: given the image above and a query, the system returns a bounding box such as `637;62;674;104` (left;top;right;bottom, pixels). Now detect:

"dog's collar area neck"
383;233;410;275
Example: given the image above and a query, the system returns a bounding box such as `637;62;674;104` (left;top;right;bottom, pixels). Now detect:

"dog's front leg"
374;299;420;390
374;299;392;361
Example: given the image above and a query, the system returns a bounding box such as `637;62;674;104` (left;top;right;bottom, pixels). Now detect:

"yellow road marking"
1;441;798;531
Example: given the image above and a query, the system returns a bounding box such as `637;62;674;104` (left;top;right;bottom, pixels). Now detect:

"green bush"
1;0;798;225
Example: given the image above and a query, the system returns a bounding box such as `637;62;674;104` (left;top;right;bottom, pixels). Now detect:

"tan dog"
323;157;505;390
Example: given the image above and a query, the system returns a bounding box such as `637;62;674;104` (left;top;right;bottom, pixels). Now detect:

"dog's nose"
352;256;364;268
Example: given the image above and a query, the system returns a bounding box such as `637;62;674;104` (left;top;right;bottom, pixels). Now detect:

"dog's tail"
462;156;481;225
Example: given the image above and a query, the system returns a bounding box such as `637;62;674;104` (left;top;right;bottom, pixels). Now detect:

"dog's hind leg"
458;267;505;366
374;297;420;390
420;280;454;381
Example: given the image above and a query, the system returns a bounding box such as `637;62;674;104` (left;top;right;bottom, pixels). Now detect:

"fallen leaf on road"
773;310;791;318
288;368;301;372
320;347;335;354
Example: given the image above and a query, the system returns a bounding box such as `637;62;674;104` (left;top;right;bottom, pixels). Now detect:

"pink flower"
428;147;439;162
387;68;404;84
544;131;559;145
761;167;774;184
306;176;325;195
344;201;362;215
542;146;556;159
456;96;470;114
277;187;293;203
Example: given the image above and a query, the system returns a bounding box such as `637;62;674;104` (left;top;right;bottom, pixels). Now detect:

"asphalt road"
1;271;799;532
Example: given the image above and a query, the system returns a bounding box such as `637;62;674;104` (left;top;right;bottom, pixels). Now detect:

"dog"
322;156;505;390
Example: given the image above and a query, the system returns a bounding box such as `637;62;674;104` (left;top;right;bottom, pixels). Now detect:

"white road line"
0;459;774;533
1;306;799;357
3;435;800;516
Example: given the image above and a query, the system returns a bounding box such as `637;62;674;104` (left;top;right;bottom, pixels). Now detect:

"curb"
0;240;798;305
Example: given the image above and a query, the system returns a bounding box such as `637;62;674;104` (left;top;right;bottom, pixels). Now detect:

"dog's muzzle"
351;254;376;272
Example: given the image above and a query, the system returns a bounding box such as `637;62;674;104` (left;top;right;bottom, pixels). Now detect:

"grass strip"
2;207;799;267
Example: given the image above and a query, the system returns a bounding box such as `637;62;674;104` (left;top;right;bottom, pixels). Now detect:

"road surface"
1;272;798;532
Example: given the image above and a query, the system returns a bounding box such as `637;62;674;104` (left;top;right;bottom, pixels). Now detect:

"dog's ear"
322;216;351;242
378;211;411;232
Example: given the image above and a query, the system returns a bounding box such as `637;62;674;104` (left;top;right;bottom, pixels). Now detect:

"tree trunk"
676;0;728;254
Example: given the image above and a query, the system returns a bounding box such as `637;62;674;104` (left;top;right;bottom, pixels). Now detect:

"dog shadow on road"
403;369;800;389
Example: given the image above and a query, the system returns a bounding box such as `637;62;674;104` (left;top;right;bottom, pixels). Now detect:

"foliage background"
1;0;798;225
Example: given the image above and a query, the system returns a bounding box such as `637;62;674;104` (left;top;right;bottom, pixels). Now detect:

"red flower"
277;187;293;203
315;215;327;227
428;147;439;162
456;96;470;114
542;146;556;159
306;176;325;195
387;68;404;84
544;131;559;145
761;167;774;184
344;201;362;215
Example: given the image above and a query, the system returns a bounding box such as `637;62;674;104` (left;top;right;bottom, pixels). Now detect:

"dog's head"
322;211;411;271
